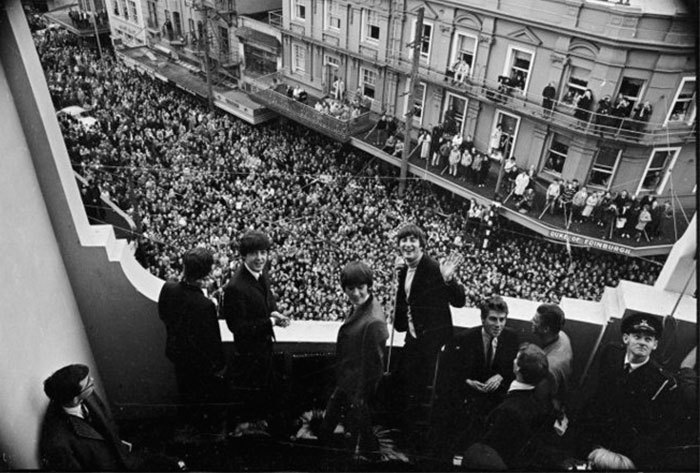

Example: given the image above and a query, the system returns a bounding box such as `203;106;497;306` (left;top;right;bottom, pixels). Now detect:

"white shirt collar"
508;380;536;392
63;404;85;419
244;263;261;281
624;354;650;372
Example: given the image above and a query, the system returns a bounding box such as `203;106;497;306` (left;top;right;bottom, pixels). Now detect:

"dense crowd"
35;31;663;321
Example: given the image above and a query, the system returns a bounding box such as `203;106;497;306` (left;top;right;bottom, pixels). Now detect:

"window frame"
291;43;306;74
664;77;696;125
126;0;137;23
403;80;427;126
324;0;341;32
409;19;433;62
360;66;377;101
636;147;681;195
443;92;469;136
502;45;535;94
493;109;521;159
292;0;307;22
361;9;381;44
560;65;590;106
449;31;478;77
587;147;621;191
543;133;570;176
616;76;646;109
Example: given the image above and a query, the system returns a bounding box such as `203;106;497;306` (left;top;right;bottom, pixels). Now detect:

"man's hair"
183;247;214;281
44;364;89;405
480;295;509;320
340;261;373;289
516;343;549;385
587;447;636;471
239;231;272;256
396;223;426;248
536;303;565;333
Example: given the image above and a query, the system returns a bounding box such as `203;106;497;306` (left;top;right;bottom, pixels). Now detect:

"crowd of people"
34;30;666;322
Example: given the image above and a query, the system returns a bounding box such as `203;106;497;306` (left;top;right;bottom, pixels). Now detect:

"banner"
548;230;632;255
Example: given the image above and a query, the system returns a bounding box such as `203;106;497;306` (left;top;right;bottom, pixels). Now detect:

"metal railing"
268;10;283;28
248;72;374;141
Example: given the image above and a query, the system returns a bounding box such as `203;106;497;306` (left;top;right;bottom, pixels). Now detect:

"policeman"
577;312;678;469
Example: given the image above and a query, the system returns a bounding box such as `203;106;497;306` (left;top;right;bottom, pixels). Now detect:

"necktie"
624;362;631;374
485;337;495;369
405;268;417;339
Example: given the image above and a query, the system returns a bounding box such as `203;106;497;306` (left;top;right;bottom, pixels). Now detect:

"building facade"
277;0;696;208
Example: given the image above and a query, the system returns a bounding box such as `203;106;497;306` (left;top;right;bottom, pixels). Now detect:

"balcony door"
493;110;520;158
443;92;469;136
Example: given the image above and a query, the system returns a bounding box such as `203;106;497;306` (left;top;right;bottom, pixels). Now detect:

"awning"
234;26;281;53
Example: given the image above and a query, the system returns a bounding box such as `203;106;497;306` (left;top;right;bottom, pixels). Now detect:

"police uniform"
579;313;678;469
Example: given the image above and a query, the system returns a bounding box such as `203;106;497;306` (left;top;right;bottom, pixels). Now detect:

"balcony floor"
349;130;689;257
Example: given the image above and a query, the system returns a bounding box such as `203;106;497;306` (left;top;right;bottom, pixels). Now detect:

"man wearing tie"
222;231;290;433
429;295;520;459
393;223;465;439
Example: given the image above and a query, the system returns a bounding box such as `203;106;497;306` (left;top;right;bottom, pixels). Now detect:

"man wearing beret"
576;312;678;469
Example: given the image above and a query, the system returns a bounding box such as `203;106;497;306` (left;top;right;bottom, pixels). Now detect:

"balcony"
247;72;374;142
268;9;283;28
385;55;696;146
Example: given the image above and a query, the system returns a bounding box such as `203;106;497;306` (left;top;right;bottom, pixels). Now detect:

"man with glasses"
40;364;185;471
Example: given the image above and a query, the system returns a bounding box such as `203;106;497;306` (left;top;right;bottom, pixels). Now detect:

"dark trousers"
321;388;378;454
174;364;226;431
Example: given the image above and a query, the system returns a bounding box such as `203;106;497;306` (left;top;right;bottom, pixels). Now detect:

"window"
637;147;680;194
493;110;520;158
292;44;306;73
503;47;534;93
443;93;469;135
404;80;426;125
449;33;477;74
127;0;137;22
188;18;195;39
324;54;340;68
113;0;119;15
561;66;590;105
588;147;621;190
293;0;307;21
410;20;433;61
362;10;380;43
324;0;341;31
121;0;129;20
665;77;696;124
172;11;182;37
360;67;377;100
147;1;158;28
219;27;229;54
617;77;645;108
544;134;569;174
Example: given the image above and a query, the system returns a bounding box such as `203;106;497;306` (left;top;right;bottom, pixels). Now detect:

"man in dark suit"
222;231;290;432
40;364;184;471
468;343;552;469
576;312;678;469
393;223;465;431
429;295;520;459
158;247;226;434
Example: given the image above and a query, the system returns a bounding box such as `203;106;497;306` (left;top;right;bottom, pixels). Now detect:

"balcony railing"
248;72;374;142
268;9;283;28
383;54;697;146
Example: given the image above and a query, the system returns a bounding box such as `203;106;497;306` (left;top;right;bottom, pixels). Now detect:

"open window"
493;110;520;158
637;147;681;194
443;92;469;136
360;67;377;101
361;10;380;44
665;77;696;125
588;147;621;190
543;133;569;175
503;46;534;93
561;66;590;106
